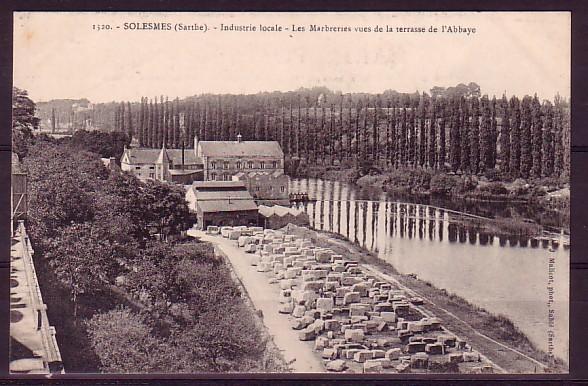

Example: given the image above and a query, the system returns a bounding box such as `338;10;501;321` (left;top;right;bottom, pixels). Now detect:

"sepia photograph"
10;11;570;375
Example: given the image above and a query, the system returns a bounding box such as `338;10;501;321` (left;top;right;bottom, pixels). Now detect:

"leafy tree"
12;87;40;159
45;222;119;319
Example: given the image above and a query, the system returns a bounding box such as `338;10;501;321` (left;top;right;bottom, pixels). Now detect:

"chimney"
237;133;243;143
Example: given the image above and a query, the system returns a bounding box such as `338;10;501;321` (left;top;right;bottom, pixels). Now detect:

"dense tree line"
107;85;570;181
33;84;571;182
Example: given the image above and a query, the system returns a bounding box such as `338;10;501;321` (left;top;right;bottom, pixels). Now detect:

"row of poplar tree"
113;89;570;180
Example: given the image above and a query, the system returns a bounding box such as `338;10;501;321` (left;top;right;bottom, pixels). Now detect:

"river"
290;178;569;363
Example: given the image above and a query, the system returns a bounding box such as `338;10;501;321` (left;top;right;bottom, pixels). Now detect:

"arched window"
260;161;265;169
280;186;285;193
223;161;229;170
272;161;278;169
211;172;217;181
237;161;242;169
211;161;216;169
248;161;254;169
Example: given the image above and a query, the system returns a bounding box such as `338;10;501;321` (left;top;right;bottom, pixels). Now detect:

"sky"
13;11;570;103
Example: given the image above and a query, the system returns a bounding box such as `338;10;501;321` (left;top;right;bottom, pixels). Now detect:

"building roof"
191;181;248;190
232;171;287;180
197;199;259;213
155;146;170;164
258;205;305;218
198;140;284;158
194;189;258;213
123;147;202;166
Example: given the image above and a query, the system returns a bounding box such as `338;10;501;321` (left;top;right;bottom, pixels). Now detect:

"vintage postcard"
10;11;570;375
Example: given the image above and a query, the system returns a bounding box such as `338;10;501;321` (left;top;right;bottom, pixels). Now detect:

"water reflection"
292;179;566;252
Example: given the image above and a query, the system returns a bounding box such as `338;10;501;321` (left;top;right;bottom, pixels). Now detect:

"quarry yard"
187;225;543;374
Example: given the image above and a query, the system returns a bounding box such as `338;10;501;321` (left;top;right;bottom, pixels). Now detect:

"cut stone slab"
298;328;317;341
326;359;347;372
353;349;373;363
344;328;365;343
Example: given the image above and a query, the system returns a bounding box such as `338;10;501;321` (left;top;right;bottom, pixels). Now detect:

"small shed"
186;181;260;229
258;205;309;230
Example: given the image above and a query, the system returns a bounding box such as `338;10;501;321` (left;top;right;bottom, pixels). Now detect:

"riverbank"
284;224;568;373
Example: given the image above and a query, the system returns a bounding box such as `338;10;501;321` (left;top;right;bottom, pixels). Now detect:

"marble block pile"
227;226;492;374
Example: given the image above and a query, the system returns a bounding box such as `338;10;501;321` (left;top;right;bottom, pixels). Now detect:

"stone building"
120;145;203;183
232;171;290;205
196;134;284;182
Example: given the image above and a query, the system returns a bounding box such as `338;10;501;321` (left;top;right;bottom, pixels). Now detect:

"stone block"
351;283;368;297
292;305;306;318
353;350;373;363
449;352;464;363
406;342;427;354
326;359;347;372
278;290;292;303
342;349;358;360
376;322;388;332
344;328;365;343
316;297;334;311
298;328;316;341
481;365;494;374
291;318;309;330
309;319;325;333
301;281;324;293
365;320;380;333
396;363;411;373
374;302;394;313
278;302;294;314
372;349;386;359
425;343;444;355
392;302;410;316
373;358;393;369
250;254;260;266
256;262;271;272
304;310;321;320
386;348;402;361
343;292;361;305
363;359;384;373
438;335;457;347
349;303;370;317
407;321;424;333
279;279;295;290
322;348;337;360
314;337;330;351
380;311;397;323
463;351;480;362
323;282;337;292
410;353;429;369
332;264;347;273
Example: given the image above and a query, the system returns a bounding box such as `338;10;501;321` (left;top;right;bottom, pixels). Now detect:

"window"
248;161;254;169
272;161;278;169
149;172;155;178
255;186;260;191
223;162;229;170
211;173;217;181
135;166;141;170
236;162;242;169
211;161;216;169
149;166;155;170
280;186;285;193
260;161;265;169
268;186;273;191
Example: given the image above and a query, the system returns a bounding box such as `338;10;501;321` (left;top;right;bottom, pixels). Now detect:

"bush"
430;173;460;196
479;181;508;195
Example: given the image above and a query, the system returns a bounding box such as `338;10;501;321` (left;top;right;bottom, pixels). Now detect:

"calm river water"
291;178;569;363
